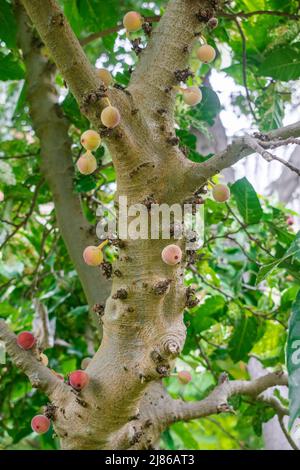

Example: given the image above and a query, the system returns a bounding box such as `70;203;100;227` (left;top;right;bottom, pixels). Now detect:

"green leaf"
188;312;216;335
75;175;97;193
287;291;300;429
194;295;226;319
258;47;300;82
267;221;295;245
228;314;258;362
176;129;197;150
0;0;17;49
251;321;286;365
175;129;207;162
257;231;300;284
256;88;284;132
188;87;221;126
13;81;27;119
251;403;276;437
286;231;300;263
114;71;131;87
0;52;25;81
0;301;18;319
69;306;89;317
256;259;281;285
287;292;300;429
231;177;263;224
161;429;176;450
61;92;88;129
281;286;300;311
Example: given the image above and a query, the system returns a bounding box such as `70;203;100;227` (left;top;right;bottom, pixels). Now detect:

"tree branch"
80;11;300;47
16;5;111;311
126;372;289;449
0;153;38;160
174;372;288;422
0;319;66;397
19;0;128;128
80;16;160;47
222;10;300;20
278;414;299;450
183;120;300;194
244;134;300;177
129;0;218;115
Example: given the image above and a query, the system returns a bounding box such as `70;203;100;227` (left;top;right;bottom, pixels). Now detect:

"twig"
175;371;288;422
225;203;272;256
204;227;244;244
189;265;234;301
260;137;300;149
245;134;300;177
278;414;299;450
80;16;160;46
234;19;257;122
197;339;218;380
222;10;300;20
269;154;300;177
204;417;248;449
0;218;19;228
226;235;261;266
244;134;273;161
30;225;54;294
257;394;289;418
0;179;44;250
0;153;38;160
80;10;300;46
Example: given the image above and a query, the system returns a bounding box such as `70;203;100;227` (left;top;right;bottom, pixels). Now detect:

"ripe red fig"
69;370;89;391
31;415;50;434
17;331;36;350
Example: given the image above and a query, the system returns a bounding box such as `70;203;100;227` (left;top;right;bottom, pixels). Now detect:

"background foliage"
0;0;300;450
